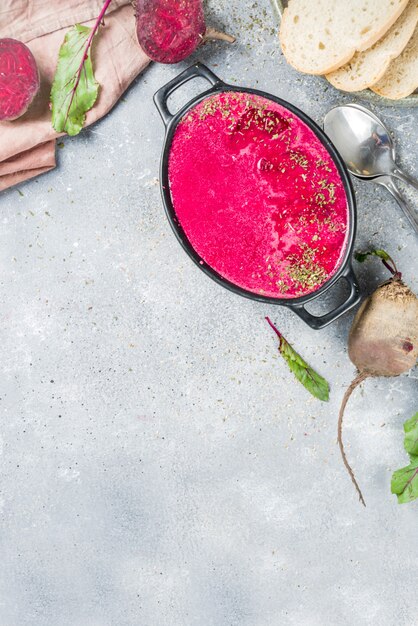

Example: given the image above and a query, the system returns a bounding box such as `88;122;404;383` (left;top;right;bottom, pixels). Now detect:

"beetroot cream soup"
168;91;349;298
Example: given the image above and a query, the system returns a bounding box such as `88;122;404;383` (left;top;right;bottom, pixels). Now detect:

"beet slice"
135;0;206;63
0;38;40;121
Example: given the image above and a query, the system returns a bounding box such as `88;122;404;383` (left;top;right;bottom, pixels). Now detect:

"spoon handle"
378;176;418;234
392;167;418;193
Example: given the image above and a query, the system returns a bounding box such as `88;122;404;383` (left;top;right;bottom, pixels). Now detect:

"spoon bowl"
324;104;418;233
323;104;396;178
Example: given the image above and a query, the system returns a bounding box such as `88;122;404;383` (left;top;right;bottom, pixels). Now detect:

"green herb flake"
286;244;327;292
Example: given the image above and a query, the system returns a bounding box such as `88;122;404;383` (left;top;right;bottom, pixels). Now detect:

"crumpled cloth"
0;1;150;191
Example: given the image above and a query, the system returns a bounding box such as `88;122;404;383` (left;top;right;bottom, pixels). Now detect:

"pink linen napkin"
0;1;150;191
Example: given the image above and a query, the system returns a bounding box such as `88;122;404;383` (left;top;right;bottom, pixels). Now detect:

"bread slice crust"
279;0;409;75
371;21;418;98
326;1;418;92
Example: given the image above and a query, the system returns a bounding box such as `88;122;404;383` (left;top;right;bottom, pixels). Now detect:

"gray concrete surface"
0;1;417;624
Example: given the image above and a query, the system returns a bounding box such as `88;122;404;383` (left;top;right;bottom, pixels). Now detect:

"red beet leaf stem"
381;258;402;281
380;251;400;277
265;316;282;341
382;259;396;276
63;0;112;127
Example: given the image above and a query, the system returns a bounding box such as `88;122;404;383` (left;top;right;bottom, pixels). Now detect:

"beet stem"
382;259;395;276
381;251;399;277
338;371;369;507
63;0;112;127
265;316;282;341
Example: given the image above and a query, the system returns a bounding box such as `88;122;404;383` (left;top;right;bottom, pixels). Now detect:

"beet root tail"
338;372;370;507
202;27;236;44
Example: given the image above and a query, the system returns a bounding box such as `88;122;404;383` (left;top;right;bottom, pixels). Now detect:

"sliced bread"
326;1;418;92
279;0;409;75
371;22;418;98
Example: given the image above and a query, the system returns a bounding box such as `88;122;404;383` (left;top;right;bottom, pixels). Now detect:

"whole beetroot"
338;250;418;506
0;38;40;121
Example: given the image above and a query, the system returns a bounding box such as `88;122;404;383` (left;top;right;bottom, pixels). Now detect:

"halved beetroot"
0;38;40;121
135;0;206;64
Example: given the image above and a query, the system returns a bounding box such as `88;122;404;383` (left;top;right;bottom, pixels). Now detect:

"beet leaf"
391;412;418;504
404;412;418;456
354;248;398;276
266;317;329;402
50;0;112;136
51;24;98;136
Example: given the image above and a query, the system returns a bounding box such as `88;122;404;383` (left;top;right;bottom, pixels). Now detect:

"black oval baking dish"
154;62;360;329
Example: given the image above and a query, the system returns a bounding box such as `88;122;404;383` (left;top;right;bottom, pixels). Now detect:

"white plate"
272;0;418;106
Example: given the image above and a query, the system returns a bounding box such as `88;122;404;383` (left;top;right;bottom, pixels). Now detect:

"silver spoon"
323;103;418;233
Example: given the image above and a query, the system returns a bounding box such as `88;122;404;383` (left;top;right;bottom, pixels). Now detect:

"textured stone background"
0;1;417;624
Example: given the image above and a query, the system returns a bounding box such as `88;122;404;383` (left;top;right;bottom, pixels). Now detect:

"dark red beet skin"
136;0;205;63
0;38;40;121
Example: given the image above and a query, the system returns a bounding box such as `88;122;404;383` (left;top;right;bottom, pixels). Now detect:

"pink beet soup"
168;91;349;298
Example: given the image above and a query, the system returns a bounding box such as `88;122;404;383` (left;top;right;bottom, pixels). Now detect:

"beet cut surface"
135;0;205;63
0;38;40;121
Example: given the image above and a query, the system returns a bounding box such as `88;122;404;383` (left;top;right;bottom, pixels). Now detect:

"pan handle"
288;264;361;330
153;63;224;126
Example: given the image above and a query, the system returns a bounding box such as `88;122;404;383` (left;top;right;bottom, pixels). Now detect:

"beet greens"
391;412;418;504
50;0;112;135
266;317;330;402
